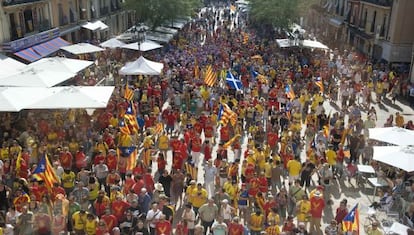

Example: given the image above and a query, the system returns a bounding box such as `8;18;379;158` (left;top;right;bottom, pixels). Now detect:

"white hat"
222;199;229;204
314;190;322;197
155;183;164;191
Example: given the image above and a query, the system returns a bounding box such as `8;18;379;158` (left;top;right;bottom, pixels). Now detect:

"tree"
249;0;300;30
124;0;201;29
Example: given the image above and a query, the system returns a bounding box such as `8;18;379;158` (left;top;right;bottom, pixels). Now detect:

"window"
371;11;377;33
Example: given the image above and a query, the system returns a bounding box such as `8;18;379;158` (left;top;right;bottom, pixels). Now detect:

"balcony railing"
361;0;392;7
2;0;43;7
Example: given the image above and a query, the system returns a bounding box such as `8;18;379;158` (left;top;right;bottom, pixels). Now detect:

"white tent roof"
0;87;48;112
276;39;291;48
100;38;126;48
61;43;105;55
302;40;329;50
121;40;163;52
0;54;26;78
369;127;414;146
119;56;164;76
154;26;178;35
0;67;76;87
28;57;94;74
373;146;414;172
26;86;115;109
81;20;109;31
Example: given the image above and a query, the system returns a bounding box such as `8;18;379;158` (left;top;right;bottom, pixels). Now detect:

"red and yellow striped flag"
242;32;249;44
194;58;200;79
185;162;198;180
117;146;137;171
32;154;60;191
223;134;241;148
204;65;217;87
154;122;164;135
142;149;152;168
124;85;134;101
218;104;238;126
315;77;324;93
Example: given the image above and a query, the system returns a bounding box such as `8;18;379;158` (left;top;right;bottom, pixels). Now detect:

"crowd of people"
1;1;414;235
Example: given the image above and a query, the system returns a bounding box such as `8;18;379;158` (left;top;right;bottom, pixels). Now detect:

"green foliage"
124;0;201;29
249;0;300;30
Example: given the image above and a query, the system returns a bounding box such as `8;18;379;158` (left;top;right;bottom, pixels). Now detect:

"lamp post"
132;23;146;52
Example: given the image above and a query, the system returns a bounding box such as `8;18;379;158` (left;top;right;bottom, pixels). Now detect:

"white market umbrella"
26;86;115;109
119;56;164;76
373;146;414;172
61;43;105;55
121;40;163;52
0;87;48;112
302;40;329;50
100;38;126;48
0;54;26;78
82;20;109;31
0;67;76;87
28;57;94;74
369;127;414;146
276;39;292;48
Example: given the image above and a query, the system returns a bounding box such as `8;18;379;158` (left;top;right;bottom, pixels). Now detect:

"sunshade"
369;127;414;146
0;67;76;87
81;20;109;31
302;40;329;50
0;54;26;78
276;39;291;48
26;86;115;109
28;57;94;74
373;146;414;172
100;38;126;48
119;56;164;76
121;40;163;52
0;87;48;112
60;43;105;55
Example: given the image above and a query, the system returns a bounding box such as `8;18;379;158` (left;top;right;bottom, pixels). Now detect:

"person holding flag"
342;204;360;235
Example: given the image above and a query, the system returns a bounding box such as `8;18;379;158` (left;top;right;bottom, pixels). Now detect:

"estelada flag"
342;203;360;234
117;146;137;171
32;154;60;190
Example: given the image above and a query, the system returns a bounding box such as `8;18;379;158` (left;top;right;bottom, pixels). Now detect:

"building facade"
0;0;133;62
308;0;414;64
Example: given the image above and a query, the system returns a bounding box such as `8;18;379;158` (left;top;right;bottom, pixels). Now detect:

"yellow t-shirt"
191;188;208;208
264;163;272;178
158;135;169;150
88;182;100;201
72;212;88;230
287;159;302;176
297;200;311;222
326;149;337;166
0;148;9;160
186;185;197;204
267;211;280;225
61;171;76;189
265;225;280;235
249;213;264;231
85;218;97;235
143;137;154;149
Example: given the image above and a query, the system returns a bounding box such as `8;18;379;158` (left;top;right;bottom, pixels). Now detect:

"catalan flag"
154;122;164;135
124;101;139;134
223;134;241;148
124;85;134;101
119;118;131;135
323;111;331;138
315;77;324;93
142;148;152;168
285;84;296;100
117;146;137;171
185;162;198;180
204;65;217;87
218;104;237;126
242;32;249;44
15;151;23;171
32;154;60;191
251;69;267;84
342;204;360;234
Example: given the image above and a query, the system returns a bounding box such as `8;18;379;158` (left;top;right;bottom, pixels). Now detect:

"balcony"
2;0;44;7
361;0;392;7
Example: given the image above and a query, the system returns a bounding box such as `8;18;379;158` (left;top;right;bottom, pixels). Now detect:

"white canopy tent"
28;57;94;74
276;39;329;50
369;127;414;146
61;43;105;55
26;86;115;109
119;56;164;76
276;39;291;48
0;87;48;112
100;38;126;48
0;67;76;87
373;146;414;172
0;54;26;78
121;40;163;52
81;20;109;31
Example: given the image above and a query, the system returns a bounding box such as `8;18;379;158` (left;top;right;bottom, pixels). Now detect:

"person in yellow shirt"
84;213;97;235
296;194;311;227
325;147;337;167
191;183;208;214
249;210;264;234
72;210;88;234
265;220;281;235
287;158;302;183
185;180;197;205
157;132;169;157
267;207;281;226
395;112;405;127
0;142;9;160
62;169;76;195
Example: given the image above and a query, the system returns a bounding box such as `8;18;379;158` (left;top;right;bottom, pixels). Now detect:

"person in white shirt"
146;202;161;235
211;216;228;235
204;160;217;197
219;199;235;224
182;204;196;233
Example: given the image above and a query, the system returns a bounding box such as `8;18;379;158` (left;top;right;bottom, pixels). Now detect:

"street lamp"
131;23;146;51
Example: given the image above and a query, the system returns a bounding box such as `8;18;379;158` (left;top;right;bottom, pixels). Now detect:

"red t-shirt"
228;222;244;235
310;197;325;218
156;220;172;235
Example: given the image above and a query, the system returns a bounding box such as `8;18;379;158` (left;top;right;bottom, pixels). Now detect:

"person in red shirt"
228;217;244;235
51;183;66;200
123;173;135;195
190;133;202;167
101;208;118;232
94;151;106;166
165;109;177;135
202;140;212;163
172;150;184;171
75;146;87;172
59;147;73;170
111;195;130;222
258;172;269;193
219;125;230;143
131;175;145;195
203;120;214;143
155;214;172;235
143;169;155;193
193;121;203;135
309;191;325;234
179;139;189;161
267;130;279;153
157;153;167;175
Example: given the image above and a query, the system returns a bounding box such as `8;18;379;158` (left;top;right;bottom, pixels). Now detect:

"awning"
13;37;71;62
32;37;71;57
329;18;343;27
82;20;109;31
14;47;42;62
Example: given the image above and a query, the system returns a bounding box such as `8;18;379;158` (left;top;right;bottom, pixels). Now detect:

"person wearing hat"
325;219;342;235
219;198;236;224
309;190;325;235
366;221;383;235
